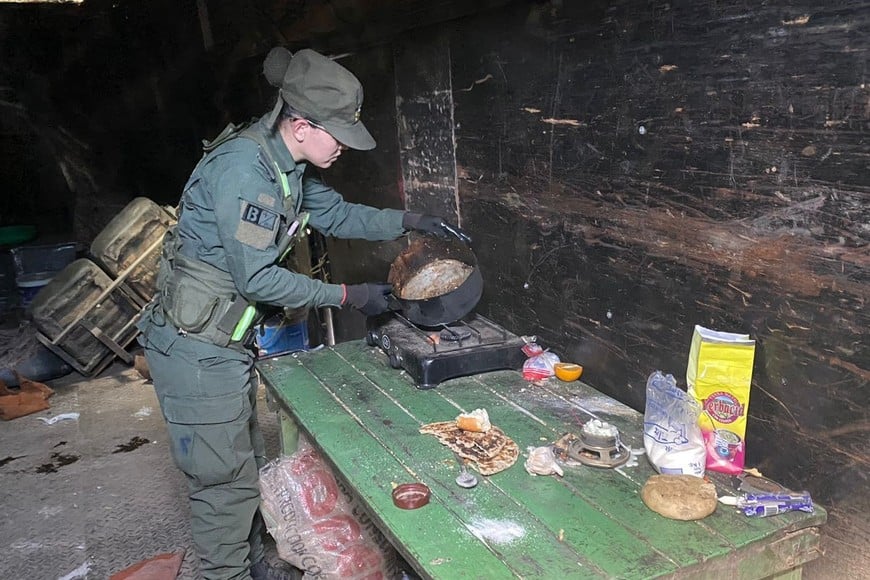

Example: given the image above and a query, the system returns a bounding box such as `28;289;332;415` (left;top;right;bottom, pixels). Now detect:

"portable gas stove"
366;313;528;389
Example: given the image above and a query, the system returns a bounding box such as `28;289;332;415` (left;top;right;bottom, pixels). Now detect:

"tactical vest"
155;122;301;349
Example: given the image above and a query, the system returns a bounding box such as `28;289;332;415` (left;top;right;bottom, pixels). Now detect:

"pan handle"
387;294;404;312
439;221;473;245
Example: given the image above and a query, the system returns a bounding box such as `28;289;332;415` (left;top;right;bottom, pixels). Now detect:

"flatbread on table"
475;438;520;475
419;421;518;475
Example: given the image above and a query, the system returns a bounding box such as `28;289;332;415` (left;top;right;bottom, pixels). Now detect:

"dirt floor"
0;352;863;579
0;360;290;579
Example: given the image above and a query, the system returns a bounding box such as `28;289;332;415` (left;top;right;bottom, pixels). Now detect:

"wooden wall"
441;1;868;575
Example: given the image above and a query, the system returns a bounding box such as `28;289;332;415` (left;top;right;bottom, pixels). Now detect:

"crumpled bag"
524;446;564;477
643;371;706;477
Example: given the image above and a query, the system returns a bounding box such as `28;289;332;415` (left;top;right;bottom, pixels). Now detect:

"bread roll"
456;408;491;433
641;474;717;520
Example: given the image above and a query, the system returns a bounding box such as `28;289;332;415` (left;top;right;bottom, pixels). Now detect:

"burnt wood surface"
395;31;461;222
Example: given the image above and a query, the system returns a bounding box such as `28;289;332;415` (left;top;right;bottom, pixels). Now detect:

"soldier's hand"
343;283;393;316
403;212;472;244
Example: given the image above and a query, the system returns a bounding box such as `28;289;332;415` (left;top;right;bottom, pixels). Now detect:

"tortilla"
420;421;518;475
476;438;520;475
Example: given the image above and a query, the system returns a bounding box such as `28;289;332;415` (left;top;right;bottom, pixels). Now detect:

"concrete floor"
0;356;860;580
0;361;285;579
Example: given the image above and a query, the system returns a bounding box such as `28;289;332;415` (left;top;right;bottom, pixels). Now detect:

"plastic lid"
392;483;431;509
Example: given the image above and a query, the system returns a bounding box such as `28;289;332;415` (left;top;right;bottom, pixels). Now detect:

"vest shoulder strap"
200;120;293;202
201;119;255;153
239;125;293;201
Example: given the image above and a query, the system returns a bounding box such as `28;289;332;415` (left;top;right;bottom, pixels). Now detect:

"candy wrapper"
521;343;560;381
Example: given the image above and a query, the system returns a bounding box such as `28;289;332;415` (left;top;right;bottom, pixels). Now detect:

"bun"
263;47;293;87
456;408;491;433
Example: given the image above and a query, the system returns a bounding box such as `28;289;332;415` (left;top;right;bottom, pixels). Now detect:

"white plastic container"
16;272;54;308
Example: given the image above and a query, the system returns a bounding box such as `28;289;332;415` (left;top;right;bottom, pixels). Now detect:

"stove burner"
440;326;472;342
366;313;528;389
566;421;631;468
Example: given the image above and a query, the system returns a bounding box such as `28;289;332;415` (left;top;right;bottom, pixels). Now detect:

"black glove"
403;212;472;244
343;283;393;316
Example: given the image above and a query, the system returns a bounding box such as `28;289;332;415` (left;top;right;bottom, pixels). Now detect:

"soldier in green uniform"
137;47;468;580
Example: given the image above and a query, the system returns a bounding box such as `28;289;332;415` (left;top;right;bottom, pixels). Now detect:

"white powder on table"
467;518;526;544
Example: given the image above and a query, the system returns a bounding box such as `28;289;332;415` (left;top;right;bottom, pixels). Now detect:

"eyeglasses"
302;119;347;149
304;118;327;131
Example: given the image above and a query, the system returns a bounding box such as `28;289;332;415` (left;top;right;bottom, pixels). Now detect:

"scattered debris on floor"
35;451;80;474
57;560;91;580
113;436;152;453
38;412;79;425
109;550;185;580
0;455;25;467
0;375;54;420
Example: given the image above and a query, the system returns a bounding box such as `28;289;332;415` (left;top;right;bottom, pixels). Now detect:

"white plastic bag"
524;446;564;477
259;436;399;579
643;371;706;477
521;343;560;381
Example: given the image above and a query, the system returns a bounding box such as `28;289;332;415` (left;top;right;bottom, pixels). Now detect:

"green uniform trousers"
144;330;266;580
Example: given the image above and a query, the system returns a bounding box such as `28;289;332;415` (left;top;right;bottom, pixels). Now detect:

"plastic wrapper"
643;371;706;477
524;446;564;476
259;436;400;579
521;343;560;381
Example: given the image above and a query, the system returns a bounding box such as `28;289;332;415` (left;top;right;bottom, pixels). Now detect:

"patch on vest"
235;201;279;249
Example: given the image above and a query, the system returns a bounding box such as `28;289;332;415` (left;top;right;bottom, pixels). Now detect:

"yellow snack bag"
686;325;756;475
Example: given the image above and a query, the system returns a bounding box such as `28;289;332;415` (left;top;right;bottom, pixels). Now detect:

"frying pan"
387;236;483;327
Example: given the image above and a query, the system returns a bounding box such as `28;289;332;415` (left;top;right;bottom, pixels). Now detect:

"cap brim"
322;120;376;151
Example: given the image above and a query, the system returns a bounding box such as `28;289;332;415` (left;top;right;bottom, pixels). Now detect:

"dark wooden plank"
395;31;461;221
443;12;867;571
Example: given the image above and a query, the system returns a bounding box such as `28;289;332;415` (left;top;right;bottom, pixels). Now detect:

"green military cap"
264;47;375;151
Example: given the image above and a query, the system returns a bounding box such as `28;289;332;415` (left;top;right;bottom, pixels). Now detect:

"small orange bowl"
554;362;583;382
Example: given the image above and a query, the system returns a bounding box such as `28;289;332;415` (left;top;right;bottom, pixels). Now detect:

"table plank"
435;371;827;576
258;342;825;579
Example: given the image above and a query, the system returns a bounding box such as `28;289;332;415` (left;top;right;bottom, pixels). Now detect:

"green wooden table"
257;341;825;579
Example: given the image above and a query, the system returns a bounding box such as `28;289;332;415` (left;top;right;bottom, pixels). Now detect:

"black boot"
250;558;303;580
